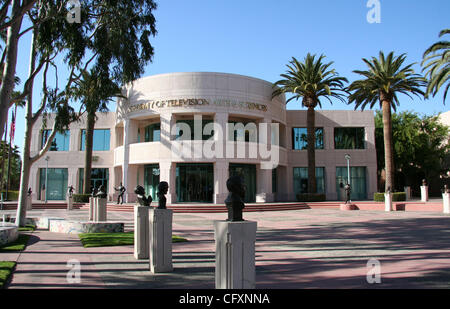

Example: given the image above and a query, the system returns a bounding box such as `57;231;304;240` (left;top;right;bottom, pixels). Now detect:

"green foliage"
375;111;450;187
348;51;426;111
0;261;16;289
78;232;188;248
73;194;91;203
296;193;326;202
272;53;348;107
0;234;30;252
422;29;450;103
373;192;406;202
0;191;18;201
0;142;21;191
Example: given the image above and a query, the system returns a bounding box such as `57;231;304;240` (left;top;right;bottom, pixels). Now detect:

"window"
334;127;365;149
228;121;258;142
144;123;161;142
175;119;214;141
336;166;367;200
78;168;109;194
39;168;68;200
80;129;110;151
293;167;325;194
292;128;324;150
41;130;70;151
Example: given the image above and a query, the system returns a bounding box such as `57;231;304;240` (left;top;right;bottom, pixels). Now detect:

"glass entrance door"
336;166;367;200
144;164;160;201
229;163;256;203
176;163;214;203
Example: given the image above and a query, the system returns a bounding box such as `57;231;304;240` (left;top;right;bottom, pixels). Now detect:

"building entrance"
176;163;214;203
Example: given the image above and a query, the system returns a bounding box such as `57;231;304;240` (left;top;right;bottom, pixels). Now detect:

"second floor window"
80;129;110;151
334;127;365;149
292;128;324;150
41;130;70;151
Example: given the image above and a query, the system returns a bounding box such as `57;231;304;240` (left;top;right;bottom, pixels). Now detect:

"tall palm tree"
272;54;348;194
348;51;426;192
422;29;450;103
73;70;123;194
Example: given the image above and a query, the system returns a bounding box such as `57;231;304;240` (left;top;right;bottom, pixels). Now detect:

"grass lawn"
0;261;16;289
0;234;30;252
78;232;188;248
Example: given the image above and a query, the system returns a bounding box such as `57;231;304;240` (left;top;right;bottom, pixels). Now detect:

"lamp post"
44;156;49;203
345;154;351;186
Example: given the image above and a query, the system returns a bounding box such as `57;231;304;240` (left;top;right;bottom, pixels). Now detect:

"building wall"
29;72;378;203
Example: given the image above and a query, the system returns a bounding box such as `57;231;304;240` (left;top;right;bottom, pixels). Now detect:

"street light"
44;156;49;203
344;154;351;186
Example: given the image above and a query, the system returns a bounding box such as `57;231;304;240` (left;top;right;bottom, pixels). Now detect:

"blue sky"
7;0;450;154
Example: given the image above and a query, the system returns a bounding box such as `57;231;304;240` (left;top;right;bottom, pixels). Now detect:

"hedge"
373;192;406;202
296;193;326;202
73;194;91;203
0;190;19;201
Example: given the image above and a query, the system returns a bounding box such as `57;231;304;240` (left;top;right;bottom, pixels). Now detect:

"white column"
443;193;450;214
214;161;229;204
385;192;393;212
256;165;273;202
214;220;257;289
159;161;176;204
149;209;173;273
134;205;150;259
421;186;429;202
122;119;130;203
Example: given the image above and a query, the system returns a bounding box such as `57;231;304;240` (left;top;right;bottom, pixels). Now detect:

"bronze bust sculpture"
135;185;152;207
157;181;169;209
95;185;107;199
224;176;246;221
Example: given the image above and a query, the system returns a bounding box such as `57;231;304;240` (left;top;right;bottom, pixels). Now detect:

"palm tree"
348;51;426;192
73;70;123;194
272;54;348;194
422;29;450;103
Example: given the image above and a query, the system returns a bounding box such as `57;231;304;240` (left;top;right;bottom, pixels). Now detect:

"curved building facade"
29;72;377;204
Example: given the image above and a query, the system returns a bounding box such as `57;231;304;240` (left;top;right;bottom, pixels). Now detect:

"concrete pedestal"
94;198;107;222
443;193;450;214
385;193;393;212
67;196;73;211
26;196;32;210
214;220;257;289
404;186;411;201
134;206;150;259
421;186;429;202
89;197;94;221
149;209;173;273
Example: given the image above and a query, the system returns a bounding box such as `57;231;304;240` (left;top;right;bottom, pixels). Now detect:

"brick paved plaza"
2;208;450;289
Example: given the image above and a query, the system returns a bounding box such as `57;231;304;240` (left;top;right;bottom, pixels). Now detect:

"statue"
91;186;97;197
95;185;107;199
157;181;168;209
422;179;427;186
114;182;126;205
27;187;32;197
444;184;449;194
67;185;74;198
344;183;351;204
224;176;246;221
135;185;153;207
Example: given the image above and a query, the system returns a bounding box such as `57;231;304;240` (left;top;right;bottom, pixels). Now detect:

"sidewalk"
2;208;450;289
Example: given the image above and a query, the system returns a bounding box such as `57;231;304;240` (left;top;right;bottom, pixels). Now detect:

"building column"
126;164;138;203
159;161;176;204
327;166;337;200
214;161;229;204
256;164;273;202
122;119;130;203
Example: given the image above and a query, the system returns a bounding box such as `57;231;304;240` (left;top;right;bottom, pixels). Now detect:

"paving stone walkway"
2;208;450;289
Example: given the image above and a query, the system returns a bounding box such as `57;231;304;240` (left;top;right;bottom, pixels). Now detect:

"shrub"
73;194;91;203
296;193;326;202
373;192;406;202
0;190;19;201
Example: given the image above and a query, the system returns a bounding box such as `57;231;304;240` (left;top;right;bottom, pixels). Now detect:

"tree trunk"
83;111;95;194
306;105;317;193
0;0;23;141
381;99;395;192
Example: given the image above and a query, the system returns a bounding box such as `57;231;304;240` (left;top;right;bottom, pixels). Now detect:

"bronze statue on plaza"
344;183;351;204
224;175;246;221
95;185;107;199
157;181;169;209
135;185;153;207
